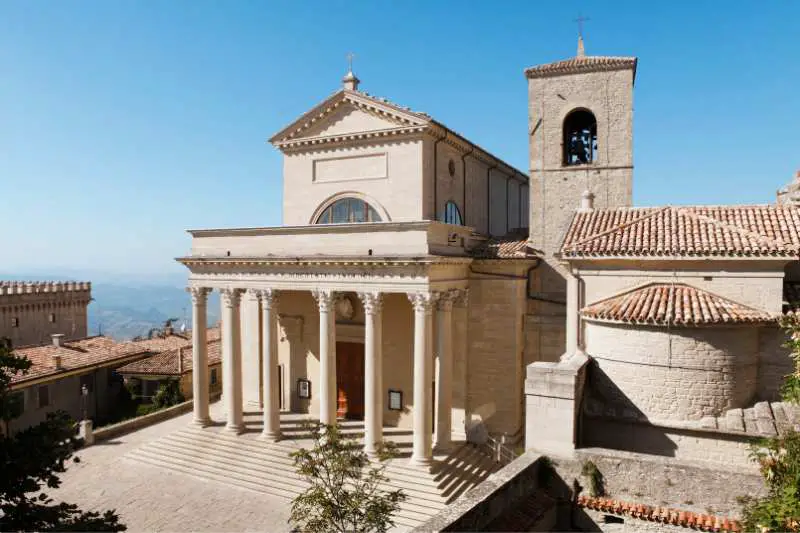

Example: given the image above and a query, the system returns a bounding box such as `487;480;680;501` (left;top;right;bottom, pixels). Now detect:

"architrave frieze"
182;256;470;294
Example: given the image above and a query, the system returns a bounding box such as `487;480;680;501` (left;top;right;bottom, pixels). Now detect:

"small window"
448;159;456;177
388;390;403;411
315;197;382;224
11;317;18;328
38;385;50;408
80;374;93;395
441;201;463;226
9;391;24;415
210;368;218;385
48;313;56;323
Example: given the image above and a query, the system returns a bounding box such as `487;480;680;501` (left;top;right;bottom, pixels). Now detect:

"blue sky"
1;1;798;281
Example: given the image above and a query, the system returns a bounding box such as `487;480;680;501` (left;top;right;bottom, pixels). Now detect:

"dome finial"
343;52;360;91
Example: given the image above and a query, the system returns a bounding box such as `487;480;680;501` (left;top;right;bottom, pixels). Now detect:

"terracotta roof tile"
561;205;800;258
578;496;740;532
525;56;637;78
117;339;222;376
581;282;775;326
471;230;541;259
11;337;149;386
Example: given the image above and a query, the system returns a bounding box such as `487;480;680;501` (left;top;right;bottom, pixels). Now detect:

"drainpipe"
461;148;474;225
486;163;498;235
433;132;446;221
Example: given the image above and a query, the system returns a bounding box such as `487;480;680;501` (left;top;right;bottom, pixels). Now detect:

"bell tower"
525;39;636;293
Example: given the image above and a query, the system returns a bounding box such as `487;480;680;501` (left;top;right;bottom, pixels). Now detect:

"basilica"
179;37;800;471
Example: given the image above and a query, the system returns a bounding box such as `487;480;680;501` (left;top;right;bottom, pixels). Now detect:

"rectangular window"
38;385;50;408
48;313;56;323
79;374;93;395
210;368;218;385
11;317;18;328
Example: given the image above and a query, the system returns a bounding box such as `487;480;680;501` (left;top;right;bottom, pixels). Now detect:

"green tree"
0;338;126;531
289;423;406;533
151;380;184;409
742;316;800;532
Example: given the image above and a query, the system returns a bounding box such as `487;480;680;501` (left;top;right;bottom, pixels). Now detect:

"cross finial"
346;52;355;74
573;14;589;57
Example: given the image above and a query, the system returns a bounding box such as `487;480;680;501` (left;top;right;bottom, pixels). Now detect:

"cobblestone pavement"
48;402;292;532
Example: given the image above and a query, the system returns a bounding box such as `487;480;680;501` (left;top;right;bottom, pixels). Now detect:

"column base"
259;431;281;442
433;441;453;455
191;417;212;428
409;455;433;468
223;423;244;435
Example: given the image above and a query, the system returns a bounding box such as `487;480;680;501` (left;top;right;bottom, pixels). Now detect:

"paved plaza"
49;402;293;533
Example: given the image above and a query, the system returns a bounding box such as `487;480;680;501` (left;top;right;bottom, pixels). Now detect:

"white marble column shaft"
313;290;337;425
409;292;437;466
221;288;244;434
434;290;456;451
359;292;383;456
258;289;281;441
190;287;211;427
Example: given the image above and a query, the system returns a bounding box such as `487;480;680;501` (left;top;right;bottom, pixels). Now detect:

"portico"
181;222;473;466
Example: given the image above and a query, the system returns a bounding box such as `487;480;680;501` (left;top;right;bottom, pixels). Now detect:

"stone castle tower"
526;38;636;271
0;281;91;347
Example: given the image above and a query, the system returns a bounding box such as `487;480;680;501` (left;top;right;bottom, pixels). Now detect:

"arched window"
441;201;463;225
563;109;597;166
315;197;383;224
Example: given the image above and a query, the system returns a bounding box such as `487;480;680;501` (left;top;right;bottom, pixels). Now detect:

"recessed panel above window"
315;197;383;224
312;153;388;183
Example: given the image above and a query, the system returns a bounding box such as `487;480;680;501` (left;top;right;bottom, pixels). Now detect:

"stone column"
452;289;470;441
408;292;438;467
564;270;580;359
258;289;281;441
221;288;244;434
189;287;211;426
434;290;456;452
241;290;262;407
359;292;383;456
312;290;337;426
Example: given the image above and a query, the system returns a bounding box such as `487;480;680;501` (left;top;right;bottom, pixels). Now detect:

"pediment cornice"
269;89;431;148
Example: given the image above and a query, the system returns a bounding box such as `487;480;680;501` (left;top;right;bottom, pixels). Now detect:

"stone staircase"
125;416;501;530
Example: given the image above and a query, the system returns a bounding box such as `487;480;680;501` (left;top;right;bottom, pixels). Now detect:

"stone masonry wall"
586;322;758;421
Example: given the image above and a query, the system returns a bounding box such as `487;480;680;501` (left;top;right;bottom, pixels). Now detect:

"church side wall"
585;322;759;421
465;157;489;234
757;326;793;402
282;138;425;226
467;263;527;437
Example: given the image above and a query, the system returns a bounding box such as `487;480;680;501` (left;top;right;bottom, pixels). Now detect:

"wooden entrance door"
336;342;364;420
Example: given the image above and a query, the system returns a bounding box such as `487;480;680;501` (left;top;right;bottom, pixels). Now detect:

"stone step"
127;436;446;527
126;449;432;529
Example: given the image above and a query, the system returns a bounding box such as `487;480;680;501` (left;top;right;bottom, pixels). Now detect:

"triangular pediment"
269;90;430;146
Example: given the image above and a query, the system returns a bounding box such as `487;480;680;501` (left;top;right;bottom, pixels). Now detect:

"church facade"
180;40;798;469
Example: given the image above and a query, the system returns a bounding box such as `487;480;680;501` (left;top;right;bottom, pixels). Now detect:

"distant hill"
88;283;221;340
0;273;219;341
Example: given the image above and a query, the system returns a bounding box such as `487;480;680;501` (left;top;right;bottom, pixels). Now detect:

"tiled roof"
525;56;637;78
581;283;775;326
117;339;222;376
561;205;800;258
578;496;741;532
11;337;149;386
470;230;541;259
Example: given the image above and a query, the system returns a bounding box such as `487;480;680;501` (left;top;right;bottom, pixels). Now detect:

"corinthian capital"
453;288;470;308
358;292;383;315
220;288;242;308
312;289;336;313
188;286;211;305
408;292;439;314
254;288;279;309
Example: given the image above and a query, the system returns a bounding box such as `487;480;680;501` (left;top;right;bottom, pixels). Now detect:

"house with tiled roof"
7;333;151;433
117;333;222;401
